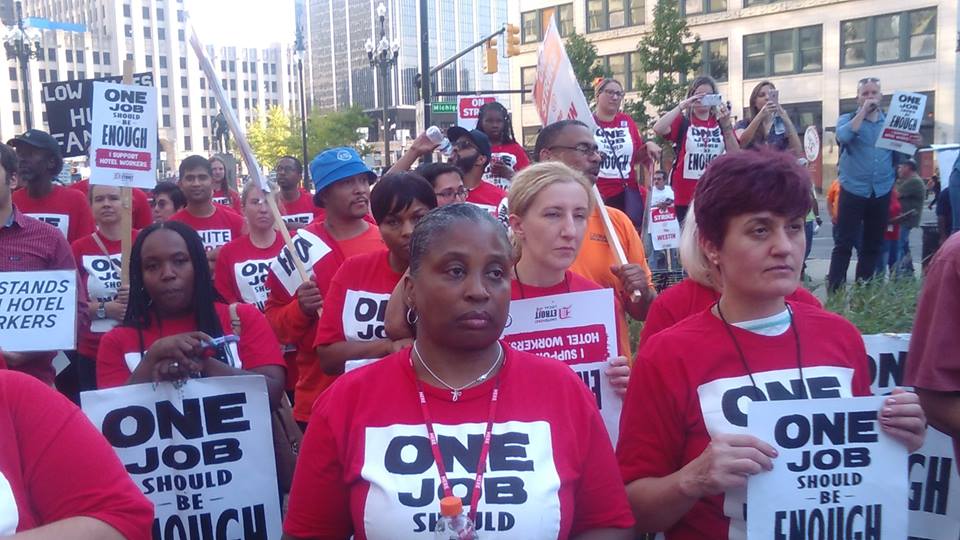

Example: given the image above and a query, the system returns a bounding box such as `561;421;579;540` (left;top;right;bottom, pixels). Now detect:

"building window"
50;69;58;81
142;6;150;18
681;0;726;16
179;57;187;69
12;111;20;126
743;25;821;79
183;115;190;127
123;4;131;17
203;136;209;150
180;76;187;88
48;48;56;60
66;49;73;62
144;26;152;39
38;69;46;82
161;95;169;107
8;67;16;81
156;7;164;19
841;8;936;68
199;78;205;90
34;48;43;60
78;71;85;79
145;55;153;68
163;114;170;127
184;135;191;150
11;89;19;102
201;96;207;108
229;60;236;72
521;66;536;103
161;75;168;87
693;38;728;82
587;0;643;32
202;115;208;128
521;4;574;43
77;50;84;63
159;56;167;68
103;52;111;64
178;29;185;41
181;95;188;107
93;51;100;64
158;28;166;40
242;61;248;73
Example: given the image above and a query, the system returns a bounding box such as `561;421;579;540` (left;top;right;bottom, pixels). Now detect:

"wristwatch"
97;301;107;320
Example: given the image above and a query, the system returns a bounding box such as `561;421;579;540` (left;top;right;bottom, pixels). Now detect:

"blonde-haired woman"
638;200;821;350
508;161;631;395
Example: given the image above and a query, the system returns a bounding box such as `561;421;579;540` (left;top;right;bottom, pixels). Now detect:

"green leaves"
564;31;609;103
824;278;920;334
245;106;373;168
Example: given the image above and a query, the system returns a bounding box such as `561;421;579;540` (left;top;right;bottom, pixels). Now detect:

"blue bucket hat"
309;147;376;192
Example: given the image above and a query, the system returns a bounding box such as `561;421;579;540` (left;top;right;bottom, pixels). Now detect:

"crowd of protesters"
0;71;956;540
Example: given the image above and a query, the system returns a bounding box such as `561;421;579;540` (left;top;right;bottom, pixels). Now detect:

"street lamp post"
3;1;42;130
365;2;399;168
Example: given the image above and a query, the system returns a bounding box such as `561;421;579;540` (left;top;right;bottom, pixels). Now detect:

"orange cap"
439;496;463;517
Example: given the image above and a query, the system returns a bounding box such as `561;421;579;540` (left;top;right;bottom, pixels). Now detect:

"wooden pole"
592;185;642;301
119;59;135;287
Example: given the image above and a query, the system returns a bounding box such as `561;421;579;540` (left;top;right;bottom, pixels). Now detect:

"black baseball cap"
447;126;492;158
7;129;62;159
901;158;918;171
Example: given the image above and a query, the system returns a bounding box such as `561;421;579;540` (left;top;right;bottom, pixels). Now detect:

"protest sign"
500;288;622;444
649;206;680;251
41;72;154;158
81;375;281;540
804;126;820;162
89;81;158;189
876;92;927;154
0;270;76;352
863;333;960;539
532;18;597;133
457;95;496;130
269;227;332;296
748;396;908;540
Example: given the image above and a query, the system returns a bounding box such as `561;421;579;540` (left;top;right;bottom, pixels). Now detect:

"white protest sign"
748;396;908;540
876;92;927;154
81;376;281;540
457;95;496;130
500;288;621;444
81;253;122;333
89;81;158;188
0;270;77;352
233;258;274;311
649;206;680;251
804;126;820;162
270;227;332;296
930;145;960;191
864;333;960;539
533;18;597;133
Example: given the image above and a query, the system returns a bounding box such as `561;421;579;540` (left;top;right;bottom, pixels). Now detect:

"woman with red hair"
617;149;926;538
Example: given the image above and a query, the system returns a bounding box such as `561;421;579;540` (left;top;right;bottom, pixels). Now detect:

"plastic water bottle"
435;496;477;540
773;115;786;135
426;125;453;157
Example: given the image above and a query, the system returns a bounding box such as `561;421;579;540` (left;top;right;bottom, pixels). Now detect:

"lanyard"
410;357;501;524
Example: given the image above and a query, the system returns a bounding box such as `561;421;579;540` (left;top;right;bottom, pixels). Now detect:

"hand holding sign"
880;388;927;452
605;356;630;397
138;331;212;383
611;263;650;303
296;279;323;315
680;433;777;498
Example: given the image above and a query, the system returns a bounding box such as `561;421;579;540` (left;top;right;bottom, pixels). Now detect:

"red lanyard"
410;357;501;525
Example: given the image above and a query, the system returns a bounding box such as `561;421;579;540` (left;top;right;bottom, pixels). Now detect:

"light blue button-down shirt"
836;111;900;198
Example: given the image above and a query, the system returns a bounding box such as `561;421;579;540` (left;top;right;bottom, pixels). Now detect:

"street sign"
431;101;456;114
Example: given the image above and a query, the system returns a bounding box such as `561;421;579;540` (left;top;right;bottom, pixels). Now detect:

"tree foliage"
246;106;373;169
564;31;609;103
624;0;701;130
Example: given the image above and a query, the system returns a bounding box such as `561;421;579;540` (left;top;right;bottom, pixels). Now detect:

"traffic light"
483;37;498;74
505;23;521;57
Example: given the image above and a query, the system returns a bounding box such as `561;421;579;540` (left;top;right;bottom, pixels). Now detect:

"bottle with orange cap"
435;495;478;539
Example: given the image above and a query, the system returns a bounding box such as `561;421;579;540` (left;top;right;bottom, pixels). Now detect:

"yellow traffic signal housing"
505;23;521;57
483;38;498;74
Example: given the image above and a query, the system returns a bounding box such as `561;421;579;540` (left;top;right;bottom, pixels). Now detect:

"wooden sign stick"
119;59;135;287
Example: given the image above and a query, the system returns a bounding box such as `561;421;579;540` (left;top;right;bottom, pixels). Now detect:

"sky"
189;0;296;48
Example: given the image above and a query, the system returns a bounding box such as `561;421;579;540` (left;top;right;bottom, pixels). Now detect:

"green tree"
306;106;372;156
246;106;298;167
624;0;701;130
246;106;373;169
564;31;609;102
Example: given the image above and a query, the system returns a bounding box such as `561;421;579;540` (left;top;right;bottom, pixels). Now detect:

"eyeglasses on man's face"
436;187;467;200
548;143;602;157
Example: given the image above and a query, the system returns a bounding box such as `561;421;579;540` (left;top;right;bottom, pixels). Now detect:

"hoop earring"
406;308;419;326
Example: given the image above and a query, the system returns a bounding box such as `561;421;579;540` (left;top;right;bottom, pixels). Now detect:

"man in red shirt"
275;155;322;229
447;127;507;213
7;129;94;243
0;142;88;387
169;155;244;271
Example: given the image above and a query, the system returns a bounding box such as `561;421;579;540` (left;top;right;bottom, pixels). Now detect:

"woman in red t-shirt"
618;150;926;539
638;199;822;350
476;101;530;190
314;172;437;375
210;155;241;211
593;78;660;228
71;184;139;392
507;161;630;392
96;221;285;408
653;75;740;224
0;370;153;538
284;203;635;540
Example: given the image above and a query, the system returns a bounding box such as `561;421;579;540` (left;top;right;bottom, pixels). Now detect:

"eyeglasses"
601;89;624;99
436;187;467;200
548;144;602;157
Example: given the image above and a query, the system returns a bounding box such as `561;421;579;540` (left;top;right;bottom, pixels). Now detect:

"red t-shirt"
483;142;530;190
638;278;822;349
169;205;245;251
313;250;402;349
283;345;635;539
617;302;872;540
667;114;726;207
594;112;647;199
279;187;324;228
71;230;140;358
466;181;507;214
70;179;152;230
511;270;626;357
264;222;386;421
214;232;285;310
212;189;241;211
96;302;285;389
0;370;152;537
12;184;95;243
885;190;902;241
